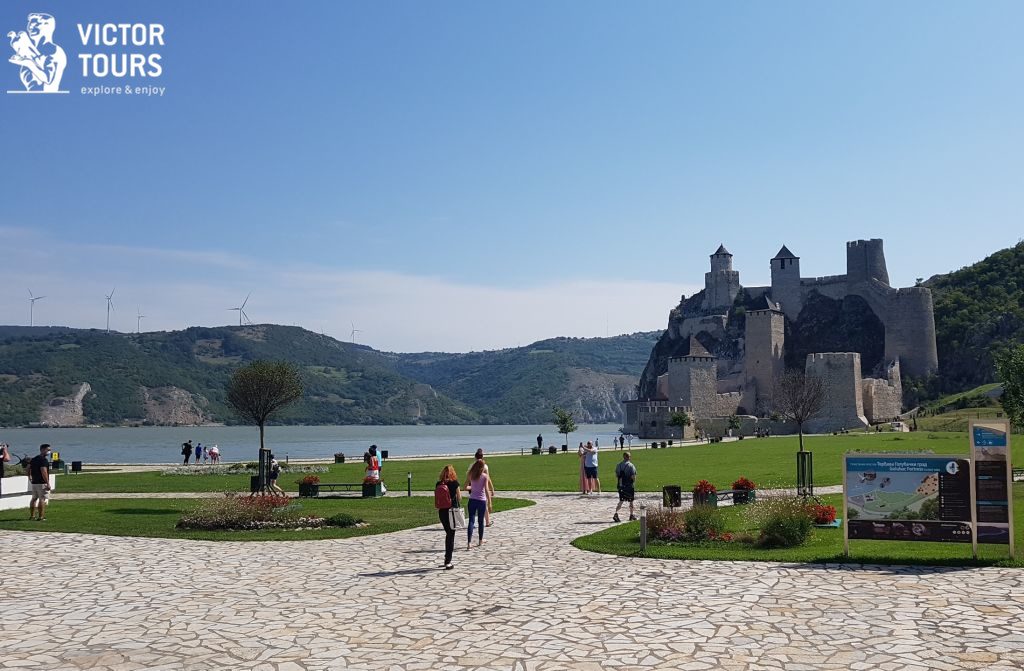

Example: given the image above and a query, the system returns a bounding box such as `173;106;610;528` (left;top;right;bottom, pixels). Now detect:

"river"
0;424;624;464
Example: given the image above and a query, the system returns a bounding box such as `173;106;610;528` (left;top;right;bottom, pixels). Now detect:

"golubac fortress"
624;239;938;438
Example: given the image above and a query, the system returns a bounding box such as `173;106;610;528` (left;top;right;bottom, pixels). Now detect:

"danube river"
0;424;624;464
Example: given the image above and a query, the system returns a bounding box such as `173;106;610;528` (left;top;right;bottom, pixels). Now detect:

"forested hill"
387;333;660;424
0;325;657;427
924;241;1024;391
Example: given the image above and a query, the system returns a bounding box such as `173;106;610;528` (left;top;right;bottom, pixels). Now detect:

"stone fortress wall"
624;238;938;438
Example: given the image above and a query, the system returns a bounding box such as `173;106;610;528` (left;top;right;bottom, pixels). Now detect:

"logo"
7;12;68;93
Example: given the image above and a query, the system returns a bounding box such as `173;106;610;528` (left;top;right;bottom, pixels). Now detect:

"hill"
0;325;479;427
0;326;657;427
386;333;659;424
924;241;1024;392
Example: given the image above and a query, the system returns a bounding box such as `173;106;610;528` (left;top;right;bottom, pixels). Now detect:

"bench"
317;483;362;493
1013;468;1023;482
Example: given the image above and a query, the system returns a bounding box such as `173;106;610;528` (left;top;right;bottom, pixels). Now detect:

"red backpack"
434;481;452;509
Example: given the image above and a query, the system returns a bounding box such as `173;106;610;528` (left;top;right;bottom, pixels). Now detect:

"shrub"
731;476;756;491
747;496;815;548
646;506;686;542
325;513;361;528
161;464;328;477
681;504;725;542
176;495;325;530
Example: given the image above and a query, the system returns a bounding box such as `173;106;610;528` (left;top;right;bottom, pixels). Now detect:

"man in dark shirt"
29;443;51;521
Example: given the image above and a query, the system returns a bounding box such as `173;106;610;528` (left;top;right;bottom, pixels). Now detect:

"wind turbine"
27;289;45;327
105;288;116;333
350;322;361;343
136;307;146;334
229;292;252;326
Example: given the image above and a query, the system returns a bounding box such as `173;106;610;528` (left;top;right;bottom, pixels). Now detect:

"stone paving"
1;491;1023;670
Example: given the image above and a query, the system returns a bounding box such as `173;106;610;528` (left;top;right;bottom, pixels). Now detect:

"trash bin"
334;453;345;464
548;446;557;454
381;450;389;460
662;485;682;508
561;445;568;452
71;461;83;473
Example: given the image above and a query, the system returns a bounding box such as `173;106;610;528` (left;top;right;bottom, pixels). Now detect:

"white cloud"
0;231;692;352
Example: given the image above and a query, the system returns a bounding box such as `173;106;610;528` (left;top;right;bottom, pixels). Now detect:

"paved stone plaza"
1;492;1023;670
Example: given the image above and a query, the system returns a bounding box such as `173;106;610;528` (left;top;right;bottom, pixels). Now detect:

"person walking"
583;441;600;494
28;444;51;521
613;452;637;522
434;465;462;570
0;442;10;497
194;441;202;465
536;434;543;451
268;458;285;496
467;449;495;527
464;459;490;549
181;440;192;465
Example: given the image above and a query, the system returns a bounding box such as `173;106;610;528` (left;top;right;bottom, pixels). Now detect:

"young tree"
552;407;578;451
996;345;1024;429
773;370;825;453
227;360;304;454
668;410;691;439
727;414;742;435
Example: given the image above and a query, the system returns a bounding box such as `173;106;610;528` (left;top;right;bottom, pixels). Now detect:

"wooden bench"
1013;468;1023;482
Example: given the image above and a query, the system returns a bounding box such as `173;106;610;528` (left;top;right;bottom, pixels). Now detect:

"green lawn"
0;496;533;542
572;486;1024;568
56;432;1021;494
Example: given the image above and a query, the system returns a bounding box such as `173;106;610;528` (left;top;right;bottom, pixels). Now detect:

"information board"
971;419;1014;551
844;454;973;546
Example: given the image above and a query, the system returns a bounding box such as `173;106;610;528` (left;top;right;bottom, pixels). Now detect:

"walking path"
1;491;1022;670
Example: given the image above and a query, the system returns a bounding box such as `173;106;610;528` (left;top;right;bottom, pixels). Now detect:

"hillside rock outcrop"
141;386;208;426
40;382;91;427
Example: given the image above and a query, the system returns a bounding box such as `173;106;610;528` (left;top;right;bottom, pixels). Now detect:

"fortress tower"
702;245;741;312
846;239;890;286
805;353;869;433
770;245;802;320
666;336;719;417
743;298;785;413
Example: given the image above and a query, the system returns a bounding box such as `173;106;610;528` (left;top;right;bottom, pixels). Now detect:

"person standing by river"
181;440;192;465
583;441;600;494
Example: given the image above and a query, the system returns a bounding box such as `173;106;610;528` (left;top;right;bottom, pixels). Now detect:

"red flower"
813;504;837;524
731;477;756;491
693;479;717;495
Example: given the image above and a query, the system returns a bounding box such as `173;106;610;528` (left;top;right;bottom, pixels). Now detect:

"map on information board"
845;455;973;543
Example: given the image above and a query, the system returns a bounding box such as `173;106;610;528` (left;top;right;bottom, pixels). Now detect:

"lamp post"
407;472;412;497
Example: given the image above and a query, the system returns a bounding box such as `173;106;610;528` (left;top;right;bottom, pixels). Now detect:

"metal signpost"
843;454;974;557
970;419;1015;559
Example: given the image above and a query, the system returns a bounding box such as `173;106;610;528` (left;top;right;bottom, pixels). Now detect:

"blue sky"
2;1;1021;351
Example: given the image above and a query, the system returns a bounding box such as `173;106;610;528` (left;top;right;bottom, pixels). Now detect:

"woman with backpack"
434;465;462;570
465;459;490;549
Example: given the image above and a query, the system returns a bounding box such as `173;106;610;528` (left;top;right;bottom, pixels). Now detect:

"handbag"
450;507;467;529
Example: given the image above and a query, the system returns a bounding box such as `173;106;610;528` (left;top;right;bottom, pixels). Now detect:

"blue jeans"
467;498;486;542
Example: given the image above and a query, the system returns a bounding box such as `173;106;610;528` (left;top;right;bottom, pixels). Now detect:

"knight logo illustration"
7;12;67;93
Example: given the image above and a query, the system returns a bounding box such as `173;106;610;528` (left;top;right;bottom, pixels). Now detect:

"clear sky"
2;1;1021;351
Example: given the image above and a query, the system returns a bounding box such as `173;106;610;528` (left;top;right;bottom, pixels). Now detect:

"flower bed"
176;494;363;531
160;464;329;477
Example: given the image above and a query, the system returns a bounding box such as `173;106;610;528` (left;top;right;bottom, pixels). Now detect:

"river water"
0;424;623;464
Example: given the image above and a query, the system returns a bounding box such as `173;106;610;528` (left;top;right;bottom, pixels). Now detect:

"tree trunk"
259;423;265;452
798;426;804;453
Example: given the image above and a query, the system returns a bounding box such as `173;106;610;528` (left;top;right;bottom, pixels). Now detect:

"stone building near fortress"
624;239;937;438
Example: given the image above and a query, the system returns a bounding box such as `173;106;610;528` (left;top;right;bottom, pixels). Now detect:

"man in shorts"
29;444;52;521
613;452;637;523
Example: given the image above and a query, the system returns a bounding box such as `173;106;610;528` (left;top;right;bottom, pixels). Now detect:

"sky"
1;1;1021;352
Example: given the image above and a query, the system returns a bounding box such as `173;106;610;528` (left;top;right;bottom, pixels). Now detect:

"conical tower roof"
685;335;712;358
772;245;798;260
712;244;732;256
